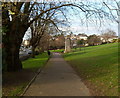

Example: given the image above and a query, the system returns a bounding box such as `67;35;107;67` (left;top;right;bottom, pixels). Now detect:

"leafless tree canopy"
2;0;118;71
101;29;116;42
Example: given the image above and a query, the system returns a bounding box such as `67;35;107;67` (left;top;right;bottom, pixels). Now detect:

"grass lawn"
63;43;118;96
50;49;64;53
22;52;49;70
3;52;49;96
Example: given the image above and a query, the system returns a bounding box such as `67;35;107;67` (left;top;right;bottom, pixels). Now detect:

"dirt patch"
82;79;104;96
2;69;38;96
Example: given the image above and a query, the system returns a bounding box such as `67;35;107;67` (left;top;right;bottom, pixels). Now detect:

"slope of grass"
63;43;118;96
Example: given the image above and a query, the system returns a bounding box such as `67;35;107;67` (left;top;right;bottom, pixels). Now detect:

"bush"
112;39;117;43
117;38;120;42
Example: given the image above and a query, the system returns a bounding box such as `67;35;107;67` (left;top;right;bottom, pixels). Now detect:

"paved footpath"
24;53;91;96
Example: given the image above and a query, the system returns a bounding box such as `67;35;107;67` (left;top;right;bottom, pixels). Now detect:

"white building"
108;36;118;42
77;34;88;40
100;36;118;43
77;36;87;40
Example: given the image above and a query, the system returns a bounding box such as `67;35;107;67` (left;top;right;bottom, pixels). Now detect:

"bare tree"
2;1;113;71
29;7;64;57
101;29;116;43
87;34;102;46
30;20;48;58
2;2;77;71
38;33;51;53
103;1;119;37
50;34;65;49
103;1;119;23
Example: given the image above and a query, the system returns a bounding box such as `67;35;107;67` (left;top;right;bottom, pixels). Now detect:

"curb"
20;56;50;97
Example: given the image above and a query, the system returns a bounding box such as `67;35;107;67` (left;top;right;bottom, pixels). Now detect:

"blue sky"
24;0;119;40
57;0;118;35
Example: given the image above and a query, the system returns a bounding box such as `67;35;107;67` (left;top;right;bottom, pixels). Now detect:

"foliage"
112;39;118;43
112;38;120;43
118;38;120;42
77;39;86;46
63;43;118;96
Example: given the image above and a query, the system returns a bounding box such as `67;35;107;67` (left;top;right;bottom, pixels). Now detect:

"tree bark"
2;17;29;71
32;46;35;58
5;43;22;71
2;3;30;72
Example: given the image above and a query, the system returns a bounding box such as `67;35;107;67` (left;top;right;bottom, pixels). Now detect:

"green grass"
22;52;49;71
63;43;118;96
8;82;28;96
7;52;49;96
50;49;64;53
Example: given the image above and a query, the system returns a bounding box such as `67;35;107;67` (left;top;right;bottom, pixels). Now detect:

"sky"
23;0;119;40
57;0;119;35
61;15;118;36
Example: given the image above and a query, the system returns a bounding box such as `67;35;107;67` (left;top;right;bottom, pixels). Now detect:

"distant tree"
30;19;50;58
118;38;120;42
77;39;86;51
78;33;87;37
77;39;85;46
37;32;51;53
87;35;102;46
112;39;118;43
50;34;65;49
55;34;65;49
101;29;116;43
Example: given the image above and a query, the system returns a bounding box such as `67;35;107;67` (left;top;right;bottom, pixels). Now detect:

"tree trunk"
2;6;30;72
32;46;35;58
2;21;29;72
4;41;22;72
40;46;44;53
3;26;23;72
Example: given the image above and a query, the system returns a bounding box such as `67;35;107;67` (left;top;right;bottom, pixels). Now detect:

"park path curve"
24;52;91;96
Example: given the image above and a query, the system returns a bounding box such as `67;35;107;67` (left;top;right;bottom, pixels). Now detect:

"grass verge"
3;52;49;96
50;49;64;53
22;52;49;71
63;43;118;96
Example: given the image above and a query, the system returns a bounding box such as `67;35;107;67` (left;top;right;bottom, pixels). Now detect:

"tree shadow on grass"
67;52;118;95
2;68;36;96
64;51;87;58
68;52;118;81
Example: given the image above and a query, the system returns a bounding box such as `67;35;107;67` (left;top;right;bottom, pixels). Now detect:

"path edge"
20;55;50;97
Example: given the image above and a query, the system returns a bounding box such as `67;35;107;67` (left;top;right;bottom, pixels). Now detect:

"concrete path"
24;53;91;96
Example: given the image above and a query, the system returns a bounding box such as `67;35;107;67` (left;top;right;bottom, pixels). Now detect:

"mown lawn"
50;49;64;53
63;43;118;96
22;52;49;70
